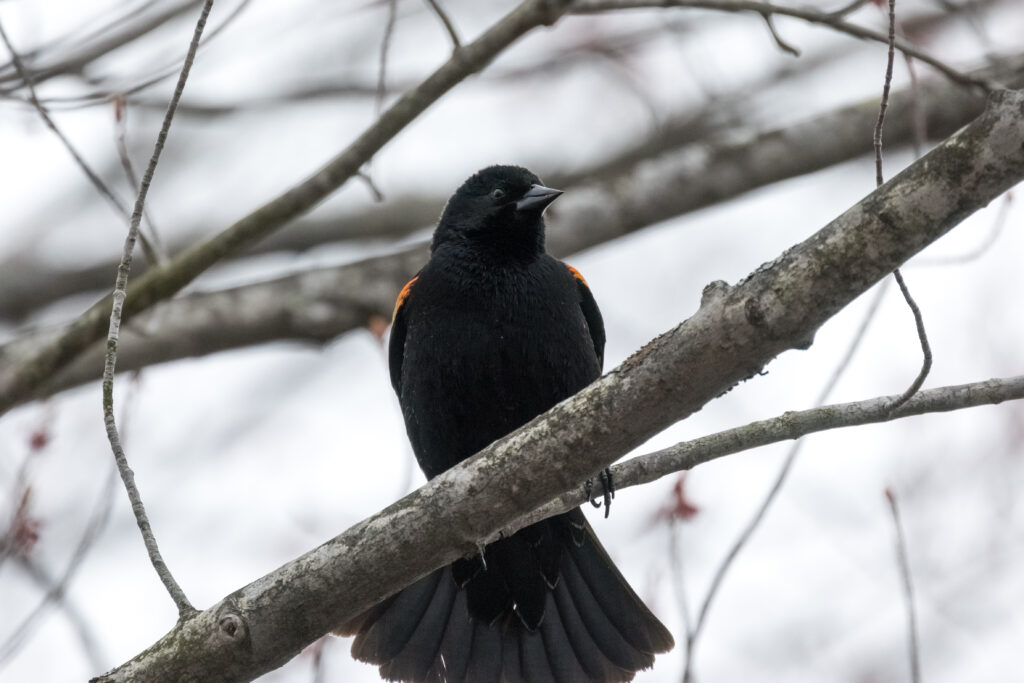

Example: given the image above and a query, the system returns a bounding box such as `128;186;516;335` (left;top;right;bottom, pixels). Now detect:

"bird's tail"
336;509;673;682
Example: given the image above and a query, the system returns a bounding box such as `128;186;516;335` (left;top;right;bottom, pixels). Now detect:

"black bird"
338;165;674;682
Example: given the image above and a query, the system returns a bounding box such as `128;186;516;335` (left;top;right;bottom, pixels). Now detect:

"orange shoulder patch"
392;276;418;320
566;264;589;287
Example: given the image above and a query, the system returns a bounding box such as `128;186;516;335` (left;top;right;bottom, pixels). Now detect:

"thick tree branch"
91;90;1024;683
0;0;576;418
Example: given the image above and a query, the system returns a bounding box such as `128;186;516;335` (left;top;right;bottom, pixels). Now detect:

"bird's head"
432;165;562;258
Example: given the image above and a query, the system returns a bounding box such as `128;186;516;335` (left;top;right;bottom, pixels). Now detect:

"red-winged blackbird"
339;166;674;682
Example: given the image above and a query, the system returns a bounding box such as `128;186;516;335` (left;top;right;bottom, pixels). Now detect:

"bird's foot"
584;468;615;518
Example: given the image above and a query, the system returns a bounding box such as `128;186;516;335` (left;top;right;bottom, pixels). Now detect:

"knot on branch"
744;296;768;329
210;605;251;652
700;280;730;308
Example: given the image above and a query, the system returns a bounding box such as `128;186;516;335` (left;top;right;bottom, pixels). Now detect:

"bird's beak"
516;184;563;213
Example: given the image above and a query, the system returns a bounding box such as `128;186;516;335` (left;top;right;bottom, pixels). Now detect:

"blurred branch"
0;0;252;99
0;19;131;220
0;0;579;418
573;0;998;89
375;0;398;116
5;66;1024;403
423;0;461;50
114;98;164;266
34;0;997;114
12;246;428;399
91;91;1024;680
39;16;680;113
0;466;116;674
0;1;203;89
4;555;108;674
885;488;922;683
3;51;1020;324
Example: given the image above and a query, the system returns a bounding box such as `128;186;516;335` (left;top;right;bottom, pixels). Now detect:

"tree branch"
0;0;577;418
91;89;1024;682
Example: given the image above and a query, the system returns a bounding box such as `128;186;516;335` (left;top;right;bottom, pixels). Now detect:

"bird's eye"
490;188;506;200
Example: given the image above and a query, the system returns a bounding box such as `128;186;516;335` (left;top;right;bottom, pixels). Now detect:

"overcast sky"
1;1;1023;681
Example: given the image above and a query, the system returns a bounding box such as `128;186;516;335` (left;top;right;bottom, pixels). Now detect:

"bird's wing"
566;265;606;369
388;275;418;394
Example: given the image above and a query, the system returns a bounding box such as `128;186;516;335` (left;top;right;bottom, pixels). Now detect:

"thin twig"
884;488;922;683
310;636;328;683
760;12;800;56
828;0;872;18
424;0;461;50
873;0;932;415
680;279;890;681
668;518;694;639
376;0;398;116
113;96;164;265
102;0;216;618
887;270;932;412
0;19;129;220
572;0;997;90
903;53;926;157
873;0;898;188
915;191;1013;266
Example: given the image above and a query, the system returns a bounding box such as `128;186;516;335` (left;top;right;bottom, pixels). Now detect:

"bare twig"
873;0;932;414
828;0;872;18
573;0;997;90
873;0;898;188
376;0;398;116
113;96;164;265
309;637;328;683
915;191;1013;266
102;0;216;618
904;53;927;157
884;488;922;683
887;270;932;412
0;1;201;88
760;12;800;56
424;0;462;50
0;0;579;418
0;19;129;220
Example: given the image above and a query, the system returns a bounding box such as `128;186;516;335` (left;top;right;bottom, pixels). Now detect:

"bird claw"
584;468;615;518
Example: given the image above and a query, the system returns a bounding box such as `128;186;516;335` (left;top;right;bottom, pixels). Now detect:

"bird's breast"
400;262;598;477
